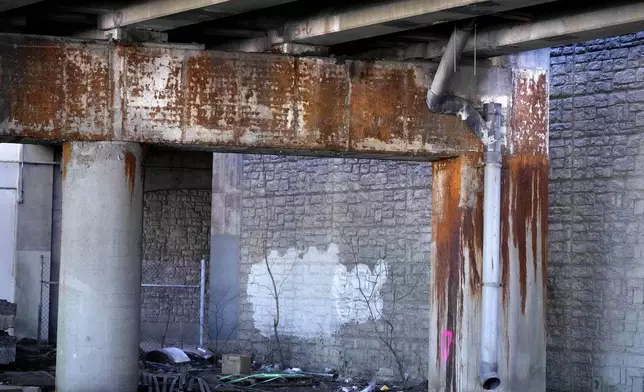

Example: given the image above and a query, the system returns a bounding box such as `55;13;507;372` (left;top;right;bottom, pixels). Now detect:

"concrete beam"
0;34;481;160
0;0;43;13
98;0;298;31
217;0;556;52
402;2;644;60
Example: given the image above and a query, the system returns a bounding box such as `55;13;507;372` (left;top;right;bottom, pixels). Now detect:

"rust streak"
432;153;482;391
61;143;71;180
501;155;548;314
123;151;136;197
509;71;548;156
432;157;461;392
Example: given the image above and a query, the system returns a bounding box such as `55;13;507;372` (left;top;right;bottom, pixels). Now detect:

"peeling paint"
246;244;389;339
0;36;480;159
508;70;548;156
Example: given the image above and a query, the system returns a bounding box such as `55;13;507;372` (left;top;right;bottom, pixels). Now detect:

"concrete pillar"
428;65;548;391
56;142;143;392
428;153;484;392
209;153;243;341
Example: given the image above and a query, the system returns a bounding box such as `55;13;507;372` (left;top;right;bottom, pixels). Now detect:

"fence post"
199;259;206;348
37;255;44;351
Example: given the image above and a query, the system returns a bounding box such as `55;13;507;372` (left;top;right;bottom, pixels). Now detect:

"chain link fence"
39;257;207;352
139;259;207;352
39;255;54;345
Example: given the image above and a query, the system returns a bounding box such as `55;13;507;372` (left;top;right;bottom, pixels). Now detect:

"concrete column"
56;142;143;392
209;153;242;341
428;153;484;392
428;62;548;391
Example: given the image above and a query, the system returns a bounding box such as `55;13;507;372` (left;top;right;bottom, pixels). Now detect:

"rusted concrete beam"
0;34;479;160
428;67;548;391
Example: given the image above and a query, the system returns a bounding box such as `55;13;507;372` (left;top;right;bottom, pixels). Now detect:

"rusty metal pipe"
480;103;502;390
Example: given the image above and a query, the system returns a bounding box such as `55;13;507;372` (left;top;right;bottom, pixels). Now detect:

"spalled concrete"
56;142;143;392
0;34;478;159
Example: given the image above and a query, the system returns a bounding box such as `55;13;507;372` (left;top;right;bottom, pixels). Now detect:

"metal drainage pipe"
480;103;502;390
426;24;502;390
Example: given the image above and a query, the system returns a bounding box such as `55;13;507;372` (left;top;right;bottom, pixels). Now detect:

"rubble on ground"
0;300;16;365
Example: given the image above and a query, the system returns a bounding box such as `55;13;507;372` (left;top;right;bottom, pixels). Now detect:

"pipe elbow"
480;362;501;390
426;90;442;112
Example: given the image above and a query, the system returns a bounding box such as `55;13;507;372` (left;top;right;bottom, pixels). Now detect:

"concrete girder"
97;0;299;31
0;0;43;12
401;2;644;60
0;34;482;160
216;0;557;52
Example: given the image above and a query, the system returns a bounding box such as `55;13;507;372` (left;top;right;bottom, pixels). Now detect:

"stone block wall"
140;149;212;349
548;33;644;392
237;155;431;379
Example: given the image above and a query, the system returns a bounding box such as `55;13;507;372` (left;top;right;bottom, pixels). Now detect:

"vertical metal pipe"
17;144;24;204
480;103;502;390
199;259;206;348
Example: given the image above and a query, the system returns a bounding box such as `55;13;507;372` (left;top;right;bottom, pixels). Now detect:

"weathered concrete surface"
428;61;549;391
0;34;478;159
15;145;54;342
210;153;242;342
57;142;143;392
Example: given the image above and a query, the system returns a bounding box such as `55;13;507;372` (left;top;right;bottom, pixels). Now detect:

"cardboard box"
222;354;251;375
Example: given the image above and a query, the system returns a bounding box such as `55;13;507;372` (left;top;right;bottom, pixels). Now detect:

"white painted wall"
247;244;389;339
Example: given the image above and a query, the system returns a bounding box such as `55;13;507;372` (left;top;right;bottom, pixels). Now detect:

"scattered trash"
380;386;390;391
258;363;281;372
145;347;191;364
342;387;350;392
219;372;313;387
344;378;353;384
196;347;213;360
359;380;376;392
222;354;251;375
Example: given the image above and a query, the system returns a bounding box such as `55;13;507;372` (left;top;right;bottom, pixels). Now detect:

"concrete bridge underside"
0;35;548;392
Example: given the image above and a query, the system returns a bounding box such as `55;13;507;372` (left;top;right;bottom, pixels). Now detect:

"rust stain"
432;153;483;391
1;36;479;158
501;155;548;314
61;143;71;180
123;151;136;197
297;58;347;148
508;71;548;156
124;45;183;138
347;61;478;154
5;38;111;140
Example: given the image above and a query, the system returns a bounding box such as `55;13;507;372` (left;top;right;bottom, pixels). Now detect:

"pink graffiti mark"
440;330;453;361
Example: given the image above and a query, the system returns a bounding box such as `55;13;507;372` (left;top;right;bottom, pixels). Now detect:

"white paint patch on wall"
247;244;389;339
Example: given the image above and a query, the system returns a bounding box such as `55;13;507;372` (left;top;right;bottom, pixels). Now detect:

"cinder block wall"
548;34;644;392
237;155;431;379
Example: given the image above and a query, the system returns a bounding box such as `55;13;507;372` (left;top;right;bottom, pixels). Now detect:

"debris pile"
0;300;16;365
